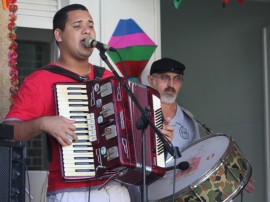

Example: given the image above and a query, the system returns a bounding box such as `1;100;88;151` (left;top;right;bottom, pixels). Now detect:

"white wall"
17;0;58;29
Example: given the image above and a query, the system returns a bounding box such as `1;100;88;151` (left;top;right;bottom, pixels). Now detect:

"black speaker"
0;124;14;139
0;140;26;202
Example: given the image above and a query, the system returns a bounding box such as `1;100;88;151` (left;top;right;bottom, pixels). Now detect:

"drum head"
148;135;230;201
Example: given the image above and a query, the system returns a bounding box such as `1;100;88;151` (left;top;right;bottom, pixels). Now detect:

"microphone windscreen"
85;37;94;48
178;161;190;170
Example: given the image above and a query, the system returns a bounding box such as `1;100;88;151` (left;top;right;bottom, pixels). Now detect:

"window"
17;27;54;170
17;41;50;85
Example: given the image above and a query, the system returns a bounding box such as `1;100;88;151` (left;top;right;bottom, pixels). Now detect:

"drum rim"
179;133;230;152
148;134;232;201
148;133;253;202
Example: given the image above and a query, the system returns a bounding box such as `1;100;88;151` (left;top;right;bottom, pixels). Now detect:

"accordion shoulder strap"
41;64;105;81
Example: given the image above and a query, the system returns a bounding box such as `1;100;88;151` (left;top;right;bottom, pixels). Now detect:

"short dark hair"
53;4;88;32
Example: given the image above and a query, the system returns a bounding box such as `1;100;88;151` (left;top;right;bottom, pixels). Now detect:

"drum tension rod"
221;159;241;183
189;186;204;202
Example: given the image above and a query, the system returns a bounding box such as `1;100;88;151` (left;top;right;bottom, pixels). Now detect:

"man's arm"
3;116;78;146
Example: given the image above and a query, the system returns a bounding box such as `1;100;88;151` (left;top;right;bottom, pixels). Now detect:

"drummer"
147;58;200;154
147;57;255;194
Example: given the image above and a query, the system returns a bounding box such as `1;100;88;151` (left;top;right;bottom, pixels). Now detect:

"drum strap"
181;107;213;135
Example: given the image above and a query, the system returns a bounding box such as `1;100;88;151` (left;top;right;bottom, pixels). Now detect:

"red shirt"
5;62;114;193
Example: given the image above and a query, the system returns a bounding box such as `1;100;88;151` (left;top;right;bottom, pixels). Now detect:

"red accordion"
54;76;165;185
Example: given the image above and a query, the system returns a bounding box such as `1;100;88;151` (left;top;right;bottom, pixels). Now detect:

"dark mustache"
164;87;176;93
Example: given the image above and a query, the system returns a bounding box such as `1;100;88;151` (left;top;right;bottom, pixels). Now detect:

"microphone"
85;37;116;52
166;161;190;171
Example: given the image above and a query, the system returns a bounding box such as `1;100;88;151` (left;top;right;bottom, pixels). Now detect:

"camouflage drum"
148;134;252;202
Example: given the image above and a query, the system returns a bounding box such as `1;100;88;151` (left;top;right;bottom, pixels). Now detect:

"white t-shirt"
166;105;200;163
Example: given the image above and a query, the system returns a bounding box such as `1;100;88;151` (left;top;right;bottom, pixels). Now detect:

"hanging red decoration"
7;0;19;103
222;0;229;7
221;0;245;7
238;0;245;5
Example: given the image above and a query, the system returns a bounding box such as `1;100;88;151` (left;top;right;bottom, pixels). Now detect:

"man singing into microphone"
4;4;173;202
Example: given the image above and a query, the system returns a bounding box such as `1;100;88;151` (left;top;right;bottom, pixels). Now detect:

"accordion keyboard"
56;84;96;177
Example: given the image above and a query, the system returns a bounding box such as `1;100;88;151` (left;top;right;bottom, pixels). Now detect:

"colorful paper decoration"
2;0;10;9
174;0;183;9
107;19;157;80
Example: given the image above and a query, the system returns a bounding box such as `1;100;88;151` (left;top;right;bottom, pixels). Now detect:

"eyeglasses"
152;74;184;83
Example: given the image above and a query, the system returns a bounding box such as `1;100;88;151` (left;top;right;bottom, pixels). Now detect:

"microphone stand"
98;50;180;202
136;111;149;202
